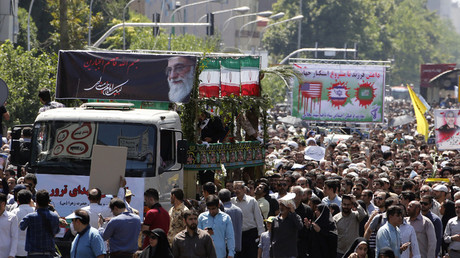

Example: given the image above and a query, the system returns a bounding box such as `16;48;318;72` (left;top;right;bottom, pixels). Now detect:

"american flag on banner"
299;82;323;114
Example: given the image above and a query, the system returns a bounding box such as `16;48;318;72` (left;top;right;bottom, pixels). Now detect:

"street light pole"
88;0;94;46
238;12;284;49
123;0;136;50
197;6;250;23
168;0;218;50
222;11;273;34
27;0;35;51
259;15;303;48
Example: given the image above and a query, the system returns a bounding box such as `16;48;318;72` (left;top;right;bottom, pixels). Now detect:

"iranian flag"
240;57;260;96
198;58;221;98
221;58;241;97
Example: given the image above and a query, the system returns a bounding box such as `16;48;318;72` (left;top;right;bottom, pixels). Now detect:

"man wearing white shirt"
10;190;34;258
444;200;460;257
231;181;264;258
0;192;18;258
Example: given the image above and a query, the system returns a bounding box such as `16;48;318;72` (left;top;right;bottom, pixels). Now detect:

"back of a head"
171;188;184;202
0;193;6;204
144;188;159;201
218;189;231;203
88;188;102;202
36;190;50;207
38;88;52;103
17;189;32;205
203;182;216;195
205;194;220;207
109;198;126;210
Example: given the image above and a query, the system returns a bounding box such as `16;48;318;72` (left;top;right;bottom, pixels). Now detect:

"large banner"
434;109;460;150
292;63;385;122
56;51;197;103
420;64;456;88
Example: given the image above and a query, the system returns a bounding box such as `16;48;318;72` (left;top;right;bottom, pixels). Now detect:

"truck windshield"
30;121;157;177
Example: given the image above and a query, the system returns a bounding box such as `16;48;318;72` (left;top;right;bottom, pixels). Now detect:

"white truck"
11;102;186;218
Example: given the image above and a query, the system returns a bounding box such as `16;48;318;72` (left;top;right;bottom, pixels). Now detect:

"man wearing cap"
433;184;449;206
68;209;105;258
198;195;235;258
269;193;303;258
334;194;367;257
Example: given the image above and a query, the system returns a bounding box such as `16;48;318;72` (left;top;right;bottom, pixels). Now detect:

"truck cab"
12;102;186;218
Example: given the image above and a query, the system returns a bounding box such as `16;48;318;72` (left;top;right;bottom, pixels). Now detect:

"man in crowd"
376;205;409;258
68;209;105;258
99;198;141;257
20;190;59;257
172;209;217;258
10;189;34;258
334;194;367;257
167;188;189;245
198;195;235;258
38;88;65;113
218;188;243;254
142;188;170;249
254;182;270;219
444;200;460;257
420;195;443;256
406;201;436;258
231;181;264;258
0;192;18;258
322;179;342;207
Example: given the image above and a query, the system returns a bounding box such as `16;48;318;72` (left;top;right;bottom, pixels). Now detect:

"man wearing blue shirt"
198;195;235;258
20;190;60;258
68;209;105;258
376;205;410;258
99;198;141;258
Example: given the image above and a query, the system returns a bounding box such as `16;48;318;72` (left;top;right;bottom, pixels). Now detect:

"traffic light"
153;13;160;36
206;13;214;36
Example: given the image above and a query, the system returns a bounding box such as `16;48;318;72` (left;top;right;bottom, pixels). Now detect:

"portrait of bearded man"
166;56;196;103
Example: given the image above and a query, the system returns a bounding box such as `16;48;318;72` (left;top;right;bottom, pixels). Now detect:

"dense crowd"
2;95;460;258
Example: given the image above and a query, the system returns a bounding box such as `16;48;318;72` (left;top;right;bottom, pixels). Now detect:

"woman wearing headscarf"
138;228;173;258
306;204;338;258
342;237;374;258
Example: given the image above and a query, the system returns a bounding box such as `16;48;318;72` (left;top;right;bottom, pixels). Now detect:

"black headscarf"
315;204;336;233
342;237;374;258
140;228;173;258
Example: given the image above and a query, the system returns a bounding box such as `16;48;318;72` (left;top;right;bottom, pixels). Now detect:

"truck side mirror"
177;140;188;164
10;126;23;165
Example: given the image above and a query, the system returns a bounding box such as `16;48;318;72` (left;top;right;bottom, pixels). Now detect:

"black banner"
56;51;197;103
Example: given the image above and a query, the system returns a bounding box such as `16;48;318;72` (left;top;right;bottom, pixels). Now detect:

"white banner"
434;109;460;150
36;174;145;220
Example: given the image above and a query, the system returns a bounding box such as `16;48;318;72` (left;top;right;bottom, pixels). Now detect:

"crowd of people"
2;94;460;258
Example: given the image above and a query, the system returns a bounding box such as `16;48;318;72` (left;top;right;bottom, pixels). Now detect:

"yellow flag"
407;85;428;140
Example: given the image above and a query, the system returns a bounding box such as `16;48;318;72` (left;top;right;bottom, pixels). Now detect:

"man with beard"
172;209;217;258
420;195;442;256
166;56;196;103
333;194;367;257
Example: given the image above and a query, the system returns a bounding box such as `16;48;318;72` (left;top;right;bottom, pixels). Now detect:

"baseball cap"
65;213;83;220
433;184;448;193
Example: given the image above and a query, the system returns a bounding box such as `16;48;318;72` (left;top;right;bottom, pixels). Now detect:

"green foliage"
265;0;460;85
16;8;39;51
0;42;57;126
47;0;104;50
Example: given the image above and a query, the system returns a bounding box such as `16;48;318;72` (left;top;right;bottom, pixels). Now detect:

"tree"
0;42;57;126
